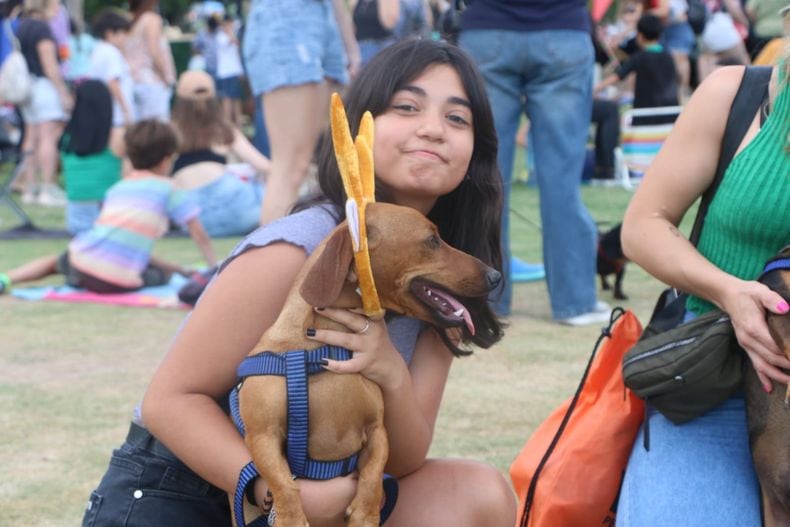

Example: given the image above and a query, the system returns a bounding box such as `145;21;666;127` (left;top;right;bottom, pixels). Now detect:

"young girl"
171;70;271;238
60;79;124;234
81;39;516;526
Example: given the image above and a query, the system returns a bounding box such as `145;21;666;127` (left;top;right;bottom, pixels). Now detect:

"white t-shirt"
88;40;136;127
215;31;243;79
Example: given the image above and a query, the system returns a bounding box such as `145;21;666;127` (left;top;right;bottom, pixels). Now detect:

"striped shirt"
69;172;199;288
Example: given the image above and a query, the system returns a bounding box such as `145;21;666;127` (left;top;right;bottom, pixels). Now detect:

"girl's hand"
307;307;407;390
719;279;790;391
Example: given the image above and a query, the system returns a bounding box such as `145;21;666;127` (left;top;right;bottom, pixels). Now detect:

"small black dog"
597;223;629;300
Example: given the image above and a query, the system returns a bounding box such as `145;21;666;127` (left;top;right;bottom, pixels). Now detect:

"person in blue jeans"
459;0;610;324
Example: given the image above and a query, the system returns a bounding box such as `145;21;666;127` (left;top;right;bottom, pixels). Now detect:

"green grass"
0;176;687;526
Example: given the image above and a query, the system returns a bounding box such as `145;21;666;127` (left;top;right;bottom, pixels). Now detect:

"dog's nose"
486;268;502;290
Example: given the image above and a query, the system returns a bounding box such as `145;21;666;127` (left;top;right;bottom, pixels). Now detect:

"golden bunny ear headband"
330;92;384;319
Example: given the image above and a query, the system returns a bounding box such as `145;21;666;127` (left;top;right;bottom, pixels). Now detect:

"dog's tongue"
429;288;475;336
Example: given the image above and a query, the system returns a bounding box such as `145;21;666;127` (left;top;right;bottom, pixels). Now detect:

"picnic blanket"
10;273;191;309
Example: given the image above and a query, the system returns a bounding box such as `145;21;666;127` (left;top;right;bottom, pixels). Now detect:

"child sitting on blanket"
0;120;217;295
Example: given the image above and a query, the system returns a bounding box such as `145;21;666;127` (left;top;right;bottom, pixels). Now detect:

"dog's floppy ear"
300;225;355;308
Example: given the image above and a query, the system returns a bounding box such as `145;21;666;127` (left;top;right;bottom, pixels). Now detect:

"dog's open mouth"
411;280;476;335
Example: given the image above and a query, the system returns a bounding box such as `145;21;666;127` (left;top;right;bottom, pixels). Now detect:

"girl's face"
373;64;474;214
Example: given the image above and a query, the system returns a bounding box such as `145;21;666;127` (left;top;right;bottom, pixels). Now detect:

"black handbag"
687;0;709;35
622;66;773;428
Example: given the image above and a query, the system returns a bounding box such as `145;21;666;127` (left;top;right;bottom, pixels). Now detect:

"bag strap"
688;66;772;246
519;308;626;527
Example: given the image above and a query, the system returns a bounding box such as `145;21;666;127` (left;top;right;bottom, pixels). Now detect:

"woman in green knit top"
617;41;790;524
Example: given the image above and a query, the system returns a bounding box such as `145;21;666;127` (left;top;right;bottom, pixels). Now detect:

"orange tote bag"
510;309;644;527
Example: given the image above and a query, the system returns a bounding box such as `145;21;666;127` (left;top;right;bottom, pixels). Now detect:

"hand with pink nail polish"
718;278;790;391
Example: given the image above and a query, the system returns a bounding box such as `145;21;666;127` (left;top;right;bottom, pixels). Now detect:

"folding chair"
0;151;33;230
0;107;67;238
0;108;33;231
615;105;682;190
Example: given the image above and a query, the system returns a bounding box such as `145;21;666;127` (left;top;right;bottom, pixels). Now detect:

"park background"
1;180;689;525
0;0;677;523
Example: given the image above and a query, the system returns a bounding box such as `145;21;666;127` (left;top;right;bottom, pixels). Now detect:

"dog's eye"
425;234;441;250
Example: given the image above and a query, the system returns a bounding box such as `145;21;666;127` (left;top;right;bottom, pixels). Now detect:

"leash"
230;345;398;527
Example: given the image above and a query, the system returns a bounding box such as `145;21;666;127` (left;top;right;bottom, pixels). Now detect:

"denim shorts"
20;76;67;124
82;422;231;527
216;75;243;100
243;0;348;96
661;22;696;55
190;172;264;237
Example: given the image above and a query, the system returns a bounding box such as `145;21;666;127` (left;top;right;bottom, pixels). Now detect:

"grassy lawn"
0;174;680;525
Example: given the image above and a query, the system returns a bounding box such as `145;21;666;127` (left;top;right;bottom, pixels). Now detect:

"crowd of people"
0;0;788;525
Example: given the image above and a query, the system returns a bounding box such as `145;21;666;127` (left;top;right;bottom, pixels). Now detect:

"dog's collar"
597;245;625;273
761;257;790;277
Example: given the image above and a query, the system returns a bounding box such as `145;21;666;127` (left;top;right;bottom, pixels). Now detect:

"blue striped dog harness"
230;345;398;527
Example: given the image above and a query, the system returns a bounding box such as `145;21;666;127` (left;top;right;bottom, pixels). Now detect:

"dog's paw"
271;504;309;527
614;292;628;300
345;503;380;527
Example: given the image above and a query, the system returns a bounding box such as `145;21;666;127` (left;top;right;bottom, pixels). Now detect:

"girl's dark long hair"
295;38;504;353
60;80;113;157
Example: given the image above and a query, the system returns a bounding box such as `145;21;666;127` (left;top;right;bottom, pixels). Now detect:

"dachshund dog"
597;223;629;300
235;202;501;526
744;245;790;527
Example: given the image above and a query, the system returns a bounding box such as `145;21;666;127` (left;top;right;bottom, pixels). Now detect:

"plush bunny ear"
299;225;355;308
356;112;375;202
331;94;362;201
330;93;384;319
